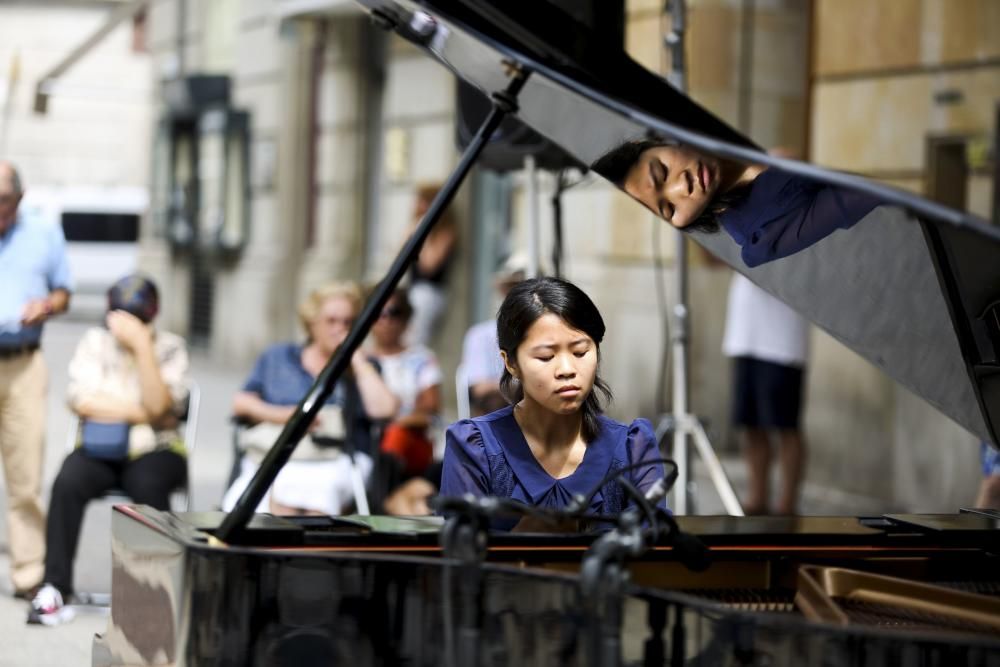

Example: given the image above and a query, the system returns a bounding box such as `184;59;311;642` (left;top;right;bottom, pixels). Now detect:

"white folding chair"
455;363;471;421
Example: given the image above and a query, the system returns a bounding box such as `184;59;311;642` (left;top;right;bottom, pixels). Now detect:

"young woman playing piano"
440;277;664;529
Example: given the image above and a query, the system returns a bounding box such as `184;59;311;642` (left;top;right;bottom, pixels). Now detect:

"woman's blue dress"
721;168;883;267
440;405;664;529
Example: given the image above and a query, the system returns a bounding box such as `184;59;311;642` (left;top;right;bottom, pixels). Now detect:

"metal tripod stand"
656;0;743;515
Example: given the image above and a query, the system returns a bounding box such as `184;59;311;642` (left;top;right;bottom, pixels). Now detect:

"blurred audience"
368;288;442;478
0;160;72;601
405;183;458;347
28;275;185;626
383;257;527;516
223;282;398;516
461;254;526;417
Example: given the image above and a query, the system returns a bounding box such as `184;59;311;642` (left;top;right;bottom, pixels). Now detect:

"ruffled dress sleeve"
722;169;883;268
625;418;667;511
440;419;491;499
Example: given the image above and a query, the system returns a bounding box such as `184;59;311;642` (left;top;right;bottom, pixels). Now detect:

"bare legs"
741;427;806;515
742;428;770;515
775;430;805;515
269;498;327;516
975;475;1000;509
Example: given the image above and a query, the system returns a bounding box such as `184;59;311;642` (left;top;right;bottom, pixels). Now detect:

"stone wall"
806;0;999;508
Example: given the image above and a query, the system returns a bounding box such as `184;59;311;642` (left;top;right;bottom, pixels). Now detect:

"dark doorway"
925;135;968;211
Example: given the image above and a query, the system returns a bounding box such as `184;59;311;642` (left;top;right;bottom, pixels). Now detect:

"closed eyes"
535;349;589;362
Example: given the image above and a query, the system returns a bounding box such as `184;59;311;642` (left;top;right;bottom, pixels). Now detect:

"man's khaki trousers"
0;350;47;593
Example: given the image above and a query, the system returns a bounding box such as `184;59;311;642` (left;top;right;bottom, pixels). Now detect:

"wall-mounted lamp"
152;75;250;258
197;108;250;256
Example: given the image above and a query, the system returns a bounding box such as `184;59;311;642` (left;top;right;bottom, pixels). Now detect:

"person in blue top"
0;161;72;600
440;277;664;530
222;281;399;516
590;140;883;267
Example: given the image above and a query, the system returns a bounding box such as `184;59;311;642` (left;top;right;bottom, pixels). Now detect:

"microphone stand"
216;57;531;544
432;459;708;667
580;510;643;667
431;494;575;667
438;497;491;667
578;473;710;667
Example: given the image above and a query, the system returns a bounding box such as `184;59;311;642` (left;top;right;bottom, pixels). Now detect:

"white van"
19;186;146;316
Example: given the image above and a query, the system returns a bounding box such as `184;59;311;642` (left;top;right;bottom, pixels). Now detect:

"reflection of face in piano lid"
594;140;761;234
622;144;725;228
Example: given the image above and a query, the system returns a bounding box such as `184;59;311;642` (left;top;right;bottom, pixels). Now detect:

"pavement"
0;317;880;666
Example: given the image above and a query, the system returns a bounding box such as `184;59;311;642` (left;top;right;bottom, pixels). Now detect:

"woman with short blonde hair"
224;281;399;516
297;282;363;340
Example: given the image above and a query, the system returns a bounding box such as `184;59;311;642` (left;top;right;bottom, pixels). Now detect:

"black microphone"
568;462;679;515
643;465;679;507
645;468;710;571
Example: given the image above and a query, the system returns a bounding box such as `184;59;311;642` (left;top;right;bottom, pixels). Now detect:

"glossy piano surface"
93;506;1000;666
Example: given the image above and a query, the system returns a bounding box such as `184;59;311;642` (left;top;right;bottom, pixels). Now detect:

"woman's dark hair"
590;138;751;234
497;277;613;442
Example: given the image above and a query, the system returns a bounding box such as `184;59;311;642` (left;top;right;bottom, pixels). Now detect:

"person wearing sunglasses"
369;288;443;480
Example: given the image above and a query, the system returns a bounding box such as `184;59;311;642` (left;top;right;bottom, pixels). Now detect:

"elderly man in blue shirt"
0;160;72;599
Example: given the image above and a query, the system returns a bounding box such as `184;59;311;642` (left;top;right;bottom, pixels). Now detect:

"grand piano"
93;2;1000;666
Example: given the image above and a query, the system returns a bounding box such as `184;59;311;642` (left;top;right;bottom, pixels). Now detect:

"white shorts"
222;452;372;516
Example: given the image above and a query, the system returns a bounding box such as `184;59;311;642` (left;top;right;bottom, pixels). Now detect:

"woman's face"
504;313;598;416
309;295;356;356
371;295;408;347
623;145;723;228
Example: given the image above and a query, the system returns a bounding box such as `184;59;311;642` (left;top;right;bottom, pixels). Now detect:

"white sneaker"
26;583;75;626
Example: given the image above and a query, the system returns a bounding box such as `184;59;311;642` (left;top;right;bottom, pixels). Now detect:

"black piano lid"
355;0;1000;446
